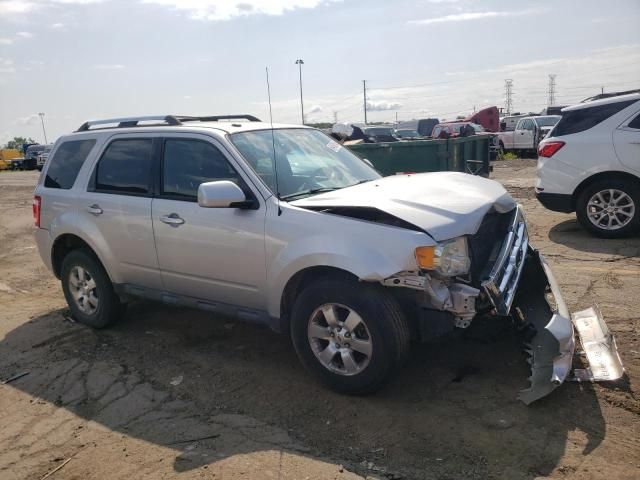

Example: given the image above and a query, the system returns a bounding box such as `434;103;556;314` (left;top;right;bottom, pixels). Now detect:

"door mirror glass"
197;180;247;208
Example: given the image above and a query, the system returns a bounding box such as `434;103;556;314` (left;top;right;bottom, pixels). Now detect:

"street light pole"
38;112;48;144
295;59;304;125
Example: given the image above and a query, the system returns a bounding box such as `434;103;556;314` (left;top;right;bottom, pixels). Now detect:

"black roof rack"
174;115;261;123
76;114;262;132
581;89;640;103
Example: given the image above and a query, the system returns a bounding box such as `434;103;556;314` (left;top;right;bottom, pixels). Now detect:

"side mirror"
499;122;506;131
362;158;374;168
197;180;248;208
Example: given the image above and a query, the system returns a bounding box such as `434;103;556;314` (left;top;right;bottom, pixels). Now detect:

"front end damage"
385;205;624;404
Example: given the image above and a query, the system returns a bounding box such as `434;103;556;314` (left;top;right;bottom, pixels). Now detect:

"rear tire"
576;178;640;238
290;277;410;394
61;249;123;328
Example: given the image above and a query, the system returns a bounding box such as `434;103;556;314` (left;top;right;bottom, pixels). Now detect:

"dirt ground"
1;161;639;480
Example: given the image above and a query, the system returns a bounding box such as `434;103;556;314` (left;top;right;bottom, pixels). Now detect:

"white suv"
34;114;623;403
536;93;640;237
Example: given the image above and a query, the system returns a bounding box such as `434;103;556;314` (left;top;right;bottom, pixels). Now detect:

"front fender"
265;203;432;318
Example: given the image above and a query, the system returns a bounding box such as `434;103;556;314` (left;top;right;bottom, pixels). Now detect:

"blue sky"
0;0;639;144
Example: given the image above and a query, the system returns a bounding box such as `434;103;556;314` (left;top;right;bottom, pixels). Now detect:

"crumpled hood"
291;172;516;241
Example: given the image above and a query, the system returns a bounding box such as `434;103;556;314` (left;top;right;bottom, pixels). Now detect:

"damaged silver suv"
34;115;623;404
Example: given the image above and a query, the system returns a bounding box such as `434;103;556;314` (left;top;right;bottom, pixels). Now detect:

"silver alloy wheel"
307;303;373;376
587;189;635;230
69;266;99;314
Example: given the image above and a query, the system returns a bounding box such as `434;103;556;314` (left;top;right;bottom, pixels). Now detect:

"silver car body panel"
291;171;516;241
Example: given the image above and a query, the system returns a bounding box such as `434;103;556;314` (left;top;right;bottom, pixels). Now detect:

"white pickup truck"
498;115;560;154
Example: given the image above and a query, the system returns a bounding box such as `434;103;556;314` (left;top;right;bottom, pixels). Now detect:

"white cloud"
366;101;402;111
0;38;14;45
50;22;65;29
16;31;33;38
16;114;40;125
0;0;105;16
409;9;542;25
0;58;16;74
307;104;322;114
142;0;342;21
0;1;36;15
94;64;125;70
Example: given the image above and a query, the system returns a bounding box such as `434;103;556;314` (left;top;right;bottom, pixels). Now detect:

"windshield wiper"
280;187;340;201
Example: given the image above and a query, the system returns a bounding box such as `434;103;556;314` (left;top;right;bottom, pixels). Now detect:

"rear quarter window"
552;99;637;136
44;139;97;189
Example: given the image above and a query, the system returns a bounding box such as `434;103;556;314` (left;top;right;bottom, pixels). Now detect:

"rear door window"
44;139;96;189
94;139;154;195
552;100;638;136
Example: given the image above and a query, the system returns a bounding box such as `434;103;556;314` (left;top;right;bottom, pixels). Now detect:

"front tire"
61;249;123;328
290;277;410;394
576;178;640;238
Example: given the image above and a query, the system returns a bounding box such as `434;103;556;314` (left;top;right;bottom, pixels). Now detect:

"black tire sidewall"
290;278;406;395
61;250;120;328
576;179;640;238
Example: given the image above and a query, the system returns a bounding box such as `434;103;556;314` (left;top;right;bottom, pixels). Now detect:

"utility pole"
504;79;513;115
38;112;48;144
362;80;368;124
601;86;605;95
295;59;304;125
395;111;398;128
333;111;338;123
547;74;557;106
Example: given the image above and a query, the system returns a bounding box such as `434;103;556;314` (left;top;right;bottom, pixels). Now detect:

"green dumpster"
347;136;491;176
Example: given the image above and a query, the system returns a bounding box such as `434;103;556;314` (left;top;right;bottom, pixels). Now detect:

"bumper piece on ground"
571;306;624;382
502;248;622;404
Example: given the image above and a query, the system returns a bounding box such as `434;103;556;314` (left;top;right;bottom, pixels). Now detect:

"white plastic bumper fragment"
571;306;624;382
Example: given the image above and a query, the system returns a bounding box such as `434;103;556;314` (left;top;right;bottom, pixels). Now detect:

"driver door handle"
87;204;103;215
160;213;185;226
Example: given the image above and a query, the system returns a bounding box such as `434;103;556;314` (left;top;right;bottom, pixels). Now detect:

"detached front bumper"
481;207;624;404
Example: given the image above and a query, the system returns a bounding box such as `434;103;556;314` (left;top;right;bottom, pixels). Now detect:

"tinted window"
552;100;638;137
162;139;240;200
95;139;153;194
628;113;640;129
44;140;96;189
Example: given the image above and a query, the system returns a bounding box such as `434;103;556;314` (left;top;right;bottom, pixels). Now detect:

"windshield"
535;116;561;127
230;128;381;200
469;123;485;132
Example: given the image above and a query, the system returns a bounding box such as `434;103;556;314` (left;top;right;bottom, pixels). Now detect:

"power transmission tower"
547;74;557;106
362;80;368;124
504;79;513;114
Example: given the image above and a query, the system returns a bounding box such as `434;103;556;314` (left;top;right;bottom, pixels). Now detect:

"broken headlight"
415;237;471;277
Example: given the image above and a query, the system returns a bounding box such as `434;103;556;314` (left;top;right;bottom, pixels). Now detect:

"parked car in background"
497;115;561;154
362;126;399;142
396;118;439;137
500;113;533;132
539;106;567;116
24;144;45;170
36;144;53;171
431;122;485;138
394;129;423;140
33;114;622;404
536;93;640;237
